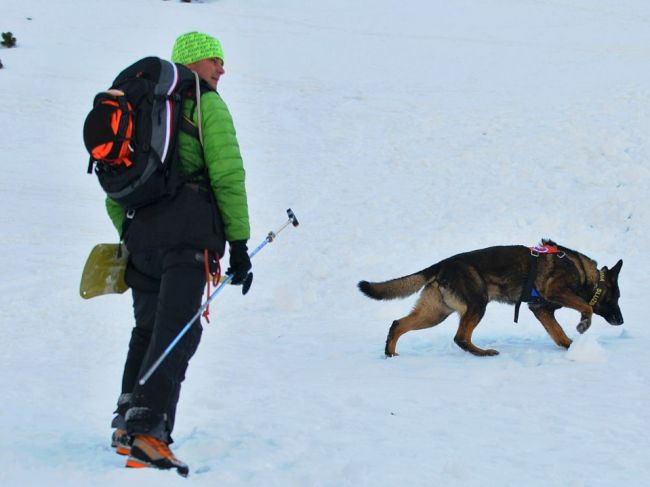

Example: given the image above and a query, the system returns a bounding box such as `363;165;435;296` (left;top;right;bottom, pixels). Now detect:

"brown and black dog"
358;240;623;357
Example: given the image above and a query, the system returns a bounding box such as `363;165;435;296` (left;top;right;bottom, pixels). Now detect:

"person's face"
187;57;225;90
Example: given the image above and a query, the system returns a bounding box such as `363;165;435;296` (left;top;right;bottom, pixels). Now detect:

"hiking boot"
126;435;189;477
111;428;132;456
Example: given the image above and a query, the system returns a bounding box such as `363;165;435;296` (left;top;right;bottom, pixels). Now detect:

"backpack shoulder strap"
180;73;208;146
180;72;208;145
181;115;200;140
193;72;204;146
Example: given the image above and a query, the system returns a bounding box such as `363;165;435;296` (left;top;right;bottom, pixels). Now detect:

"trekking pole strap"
138;209;299;386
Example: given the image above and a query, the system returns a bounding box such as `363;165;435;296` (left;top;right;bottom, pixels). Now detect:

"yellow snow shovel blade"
80;243;129;299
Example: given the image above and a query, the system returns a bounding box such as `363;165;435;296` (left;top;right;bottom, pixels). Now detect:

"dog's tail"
358;263;440;300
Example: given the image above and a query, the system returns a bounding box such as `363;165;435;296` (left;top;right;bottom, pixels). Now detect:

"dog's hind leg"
385;284;452;357
529;306;572;349
453;304;498;356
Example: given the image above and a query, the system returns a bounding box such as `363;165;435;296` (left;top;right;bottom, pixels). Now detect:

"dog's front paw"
577;319;591;334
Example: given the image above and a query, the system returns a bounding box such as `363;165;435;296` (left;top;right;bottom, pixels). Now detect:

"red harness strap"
202;249;221;323
529;244;562;255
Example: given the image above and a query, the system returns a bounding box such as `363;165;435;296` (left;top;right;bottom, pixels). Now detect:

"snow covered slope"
1;0;649;485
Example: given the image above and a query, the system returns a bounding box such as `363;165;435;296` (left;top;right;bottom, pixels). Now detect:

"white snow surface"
1;0;650;485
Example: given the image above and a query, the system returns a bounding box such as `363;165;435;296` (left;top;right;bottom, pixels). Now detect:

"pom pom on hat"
171;32;224;65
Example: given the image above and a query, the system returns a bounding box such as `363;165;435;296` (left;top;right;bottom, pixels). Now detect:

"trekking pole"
138;209;299;386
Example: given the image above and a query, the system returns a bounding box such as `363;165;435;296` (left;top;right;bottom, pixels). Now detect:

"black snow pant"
112;248;206;443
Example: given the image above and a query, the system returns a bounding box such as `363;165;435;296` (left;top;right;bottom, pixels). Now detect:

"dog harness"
514;244;565;323
514;243;610;323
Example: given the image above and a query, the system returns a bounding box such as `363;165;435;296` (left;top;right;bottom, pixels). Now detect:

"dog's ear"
609;259;623;281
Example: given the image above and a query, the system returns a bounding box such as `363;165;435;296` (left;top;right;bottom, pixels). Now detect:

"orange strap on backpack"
88;96;134;166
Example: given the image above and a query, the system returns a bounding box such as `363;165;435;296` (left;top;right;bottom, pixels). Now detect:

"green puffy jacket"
106;91;250;243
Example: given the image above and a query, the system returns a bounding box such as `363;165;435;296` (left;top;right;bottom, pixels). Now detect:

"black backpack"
83;57;202;210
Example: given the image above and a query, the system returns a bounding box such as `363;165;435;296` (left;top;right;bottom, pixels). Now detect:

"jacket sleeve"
200;92;251;242
105;197;125;236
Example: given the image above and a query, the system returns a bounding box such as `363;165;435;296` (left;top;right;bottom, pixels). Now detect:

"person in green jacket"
108;32;252;476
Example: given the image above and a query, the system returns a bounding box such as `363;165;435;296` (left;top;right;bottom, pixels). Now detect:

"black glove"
227;240;253;294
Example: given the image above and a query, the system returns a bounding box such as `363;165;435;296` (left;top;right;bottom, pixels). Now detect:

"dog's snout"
610;312;624;326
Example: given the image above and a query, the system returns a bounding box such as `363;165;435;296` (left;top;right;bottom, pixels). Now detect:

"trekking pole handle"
138;209;299;386
250;209;299;257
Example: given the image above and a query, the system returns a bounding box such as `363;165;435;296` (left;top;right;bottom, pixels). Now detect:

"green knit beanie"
171;32;224;65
